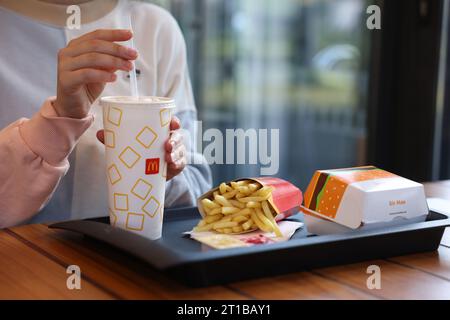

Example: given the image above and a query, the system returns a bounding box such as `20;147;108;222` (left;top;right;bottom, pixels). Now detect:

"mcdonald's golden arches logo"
145;158;160;175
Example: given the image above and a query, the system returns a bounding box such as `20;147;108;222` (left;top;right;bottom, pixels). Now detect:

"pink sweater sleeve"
0;98;94;228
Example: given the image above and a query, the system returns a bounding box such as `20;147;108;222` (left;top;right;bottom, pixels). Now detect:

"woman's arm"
0;99;93;228
0;29;139;227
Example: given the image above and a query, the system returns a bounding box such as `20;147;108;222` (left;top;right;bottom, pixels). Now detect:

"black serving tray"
49;207;450;287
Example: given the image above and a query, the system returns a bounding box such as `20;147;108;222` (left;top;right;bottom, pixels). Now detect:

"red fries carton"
197;177;303;227
252;177;303;220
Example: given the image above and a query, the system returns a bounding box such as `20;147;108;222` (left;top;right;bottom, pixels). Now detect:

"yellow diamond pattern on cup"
160;108;171;127
104;130;115;148
107;164;122;185
108;107;123;127
109;209;117;227
136;126;158;149
126;212;145;231
142;196;160;218
114;193;129;211
119;146;141;169
131;178;153;200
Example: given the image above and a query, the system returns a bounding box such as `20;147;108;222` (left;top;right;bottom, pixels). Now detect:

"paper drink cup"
100;96;175;240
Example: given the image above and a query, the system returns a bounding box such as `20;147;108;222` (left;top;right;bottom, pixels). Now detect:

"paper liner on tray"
189;220;304;249
197;177;303;234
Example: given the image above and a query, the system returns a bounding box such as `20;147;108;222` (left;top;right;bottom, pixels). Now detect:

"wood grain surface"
1;181;449;299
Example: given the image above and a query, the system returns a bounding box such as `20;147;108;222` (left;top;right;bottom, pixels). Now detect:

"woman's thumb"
96;130;105;144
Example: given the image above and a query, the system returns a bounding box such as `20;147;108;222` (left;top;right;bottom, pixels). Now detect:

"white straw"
128;15;139;98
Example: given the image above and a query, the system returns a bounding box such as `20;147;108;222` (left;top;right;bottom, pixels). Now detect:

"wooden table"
1;181;450;300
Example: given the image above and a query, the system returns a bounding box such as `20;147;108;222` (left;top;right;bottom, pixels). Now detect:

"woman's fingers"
62;52;133;72
165;117;183;155
67;29;132;47
164;117;186;180
63;39;138;60
60;69;116;90
168;159;186;172
168;147;187;175
54;29;133;119
167;143;187;180
169;116;181;130
165;130;183;154
96;130;105;144
166;142;186;164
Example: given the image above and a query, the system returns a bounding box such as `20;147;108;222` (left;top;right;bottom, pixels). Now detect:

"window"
151;0;373;189
437;0;450;180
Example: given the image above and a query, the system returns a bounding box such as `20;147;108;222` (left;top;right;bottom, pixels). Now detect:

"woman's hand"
53;29;138;119
96;116;187;180
164;116;187;180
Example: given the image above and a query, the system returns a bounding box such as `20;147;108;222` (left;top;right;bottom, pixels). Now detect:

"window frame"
367;0;445;182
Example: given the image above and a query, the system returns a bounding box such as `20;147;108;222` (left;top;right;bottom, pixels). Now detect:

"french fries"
195;180;283;237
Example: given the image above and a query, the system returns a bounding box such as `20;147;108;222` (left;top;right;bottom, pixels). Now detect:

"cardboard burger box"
197;177;303;233
301;166;429;235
